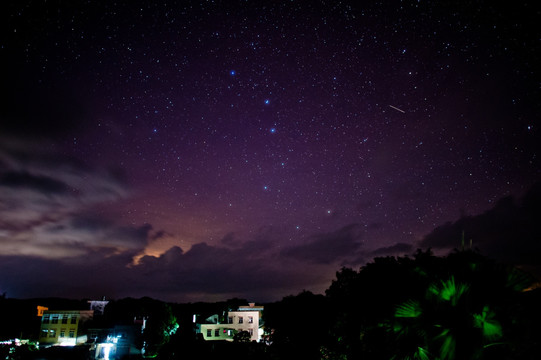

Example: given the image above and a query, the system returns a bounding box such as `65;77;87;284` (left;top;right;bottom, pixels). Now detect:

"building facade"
39;310;94;346
199;303;264;342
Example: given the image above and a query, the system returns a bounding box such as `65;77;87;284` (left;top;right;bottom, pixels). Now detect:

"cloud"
0;138;337;302
0;139;140;258
371;242;414;256
281;223;364;264
219;232;236;246
0;171;69;195
419;181;541;267
0;236;334;302
132;239;334;300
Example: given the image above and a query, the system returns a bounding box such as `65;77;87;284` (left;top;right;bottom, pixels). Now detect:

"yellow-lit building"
39;310;94;346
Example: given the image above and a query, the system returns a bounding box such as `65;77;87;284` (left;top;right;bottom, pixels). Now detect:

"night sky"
1;0;540;302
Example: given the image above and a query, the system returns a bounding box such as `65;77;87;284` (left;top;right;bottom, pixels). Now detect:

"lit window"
238;317;243;324
215;329;220;337
206;329;212;337
49;329;56;338
42;315;50;323
248;316;254;324
41;329;48;338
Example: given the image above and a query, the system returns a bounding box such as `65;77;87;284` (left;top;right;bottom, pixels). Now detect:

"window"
228;316;233;324
42;314;50;323
60;329;66;338
61;316;68;324
206;329;212;337
41;329;48;338
248;316;254;324
69;330;75;338
51;315;59;324
70;316;77;324
49;329;56;338
238;316;243;324
249;329;253;336
215;329;220;337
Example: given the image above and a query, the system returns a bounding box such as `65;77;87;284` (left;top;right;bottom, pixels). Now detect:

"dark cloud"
0;140;91;177
109;224;153;248
281;223;364;264
0;140;136;258
366;222;383;230
420;181;541;266
62;212;155;253
132;240;331;300
150;230;169;241
220;232;236;246
0;171;69;195
0;236;332;302
71;215;114;231
371;242;414;256
6;178;540;302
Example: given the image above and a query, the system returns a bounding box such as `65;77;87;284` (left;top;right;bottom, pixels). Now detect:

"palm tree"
388;250;534;360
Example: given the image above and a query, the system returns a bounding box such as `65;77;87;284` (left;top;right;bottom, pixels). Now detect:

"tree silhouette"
326;249;537;360
264;290;332;359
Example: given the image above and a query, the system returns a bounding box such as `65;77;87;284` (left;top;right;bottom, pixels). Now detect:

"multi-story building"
39;310;94;346
198;303;264;342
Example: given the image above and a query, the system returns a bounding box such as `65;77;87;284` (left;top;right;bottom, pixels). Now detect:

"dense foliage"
323;249;539;360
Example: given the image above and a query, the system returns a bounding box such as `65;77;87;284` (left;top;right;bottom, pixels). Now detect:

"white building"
198;303;264;342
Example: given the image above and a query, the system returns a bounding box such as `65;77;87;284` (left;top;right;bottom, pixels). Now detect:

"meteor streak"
389;105;406;113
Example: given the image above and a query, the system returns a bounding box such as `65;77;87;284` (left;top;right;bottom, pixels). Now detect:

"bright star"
264;99;270;105
230;70;236;76
270;127;276;133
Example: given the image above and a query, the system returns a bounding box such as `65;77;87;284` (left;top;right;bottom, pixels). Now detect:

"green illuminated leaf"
428;277;468;306
395;300;422;318
436;329;455;360
415;346;430;360
473;306;502;340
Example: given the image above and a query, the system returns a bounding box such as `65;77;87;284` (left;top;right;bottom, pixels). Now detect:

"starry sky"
1;0;540;302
